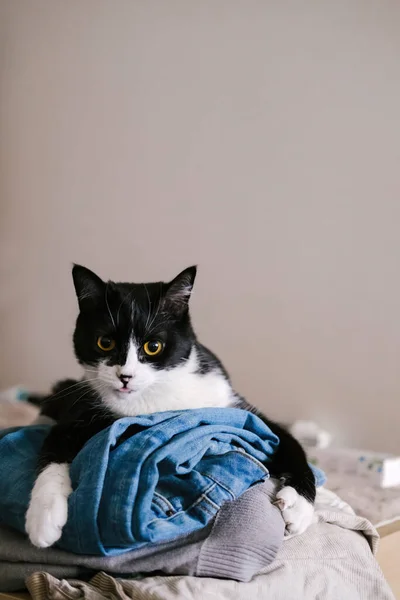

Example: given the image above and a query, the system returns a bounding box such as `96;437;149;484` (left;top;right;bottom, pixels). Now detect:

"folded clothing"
0;408;325;556
25;490;392;600
0;480;285;591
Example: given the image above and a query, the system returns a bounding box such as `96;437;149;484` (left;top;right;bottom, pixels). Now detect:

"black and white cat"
25;265;316;549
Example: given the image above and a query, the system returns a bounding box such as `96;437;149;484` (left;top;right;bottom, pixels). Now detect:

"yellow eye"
97;336;116;351
143;340;164;357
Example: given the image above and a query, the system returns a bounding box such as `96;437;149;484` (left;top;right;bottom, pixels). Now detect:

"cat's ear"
164;266;197;314
72;264;105;310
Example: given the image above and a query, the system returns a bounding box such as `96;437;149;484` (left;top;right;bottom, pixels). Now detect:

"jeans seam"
147;481;217;525
202;494;221;511
152;491;176;513
197;471;236;499
232;448;271;473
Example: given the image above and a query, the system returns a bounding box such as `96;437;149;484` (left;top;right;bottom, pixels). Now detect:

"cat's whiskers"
105;282;116;331
84;376;116;393
143;284;152;332
67;388;94;412
146;316;172;338
68;377;111;410
45;379;93;402
145;286;164;336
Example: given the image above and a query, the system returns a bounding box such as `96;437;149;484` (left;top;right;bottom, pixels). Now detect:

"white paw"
275;486;315;537
25;463;72;548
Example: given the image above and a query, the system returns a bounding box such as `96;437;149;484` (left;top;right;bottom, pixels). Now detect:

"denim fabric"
0;408;325;556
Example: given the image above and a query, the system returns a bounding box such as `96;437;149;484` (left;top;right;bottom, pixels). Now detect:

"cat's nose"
119;374;132;386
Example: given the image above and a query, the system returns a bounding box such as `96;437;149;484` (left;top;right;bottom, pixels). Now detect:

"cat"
25;265;316;549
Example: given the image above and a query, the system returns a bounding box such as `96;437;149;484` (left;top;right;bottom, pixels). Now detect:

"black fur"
34;265;316;504
72;264;197;372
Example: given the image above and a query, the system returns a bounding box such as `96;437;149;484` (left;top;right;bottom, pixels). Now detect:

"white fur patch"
119;339;140;378
25;463;72;548
275;486;315;537
85;346;234;417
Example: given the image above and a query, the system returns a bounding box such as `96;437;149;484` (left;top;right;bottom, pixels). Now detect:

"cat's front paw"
275;486;314;536
25;492;68;548
25;463;72;548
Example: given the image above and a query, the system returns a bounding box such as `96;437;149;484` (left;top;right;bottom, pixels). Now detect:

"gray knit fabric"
197;480;282;580
0;480;284;592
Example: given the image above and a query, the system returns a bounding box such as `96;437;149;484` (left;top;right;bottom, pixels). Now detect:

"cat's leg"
267;421;316;536
25;458;72;548
233;397;316;536
25;419;105;548
274;485;315;536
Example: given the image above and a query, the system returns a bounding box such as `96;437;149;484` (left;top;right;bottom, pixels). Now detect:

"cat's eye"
143;340;164;357
97;336;116;352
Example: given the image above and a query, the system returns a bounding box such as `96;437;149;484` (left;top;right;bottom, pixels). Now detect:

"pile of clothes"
0;407;324;592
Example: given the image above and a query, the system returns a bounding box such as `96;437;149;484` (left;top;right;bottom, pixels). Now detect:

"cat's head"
72;264;198;414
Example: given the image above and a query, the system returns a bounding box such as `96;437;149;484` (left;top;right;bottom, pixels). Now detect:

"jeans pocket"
151;491;177;518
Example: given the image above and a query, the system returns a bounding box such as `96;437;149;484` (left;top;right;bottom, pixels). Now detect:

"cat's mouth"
116;387;134;395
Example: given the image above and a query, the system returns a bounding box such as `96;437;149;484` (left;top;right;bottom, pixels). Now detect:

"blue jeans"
0;408;324;555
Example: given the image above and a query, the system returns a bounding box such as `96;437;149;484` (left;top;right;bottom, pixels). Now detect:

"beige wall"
1;1;400;452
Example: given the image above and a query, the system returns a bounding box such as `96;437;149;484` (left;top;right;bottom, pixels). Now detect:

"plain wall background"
1;1;400;452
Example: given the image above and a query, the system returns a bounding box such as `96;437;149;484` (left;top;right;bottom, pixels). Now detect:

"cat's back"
194;342;231;381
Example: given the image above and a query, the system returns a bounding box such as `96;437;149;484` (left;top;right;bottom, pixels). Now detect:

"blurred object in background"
0;386;39;428
290;420;332;449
